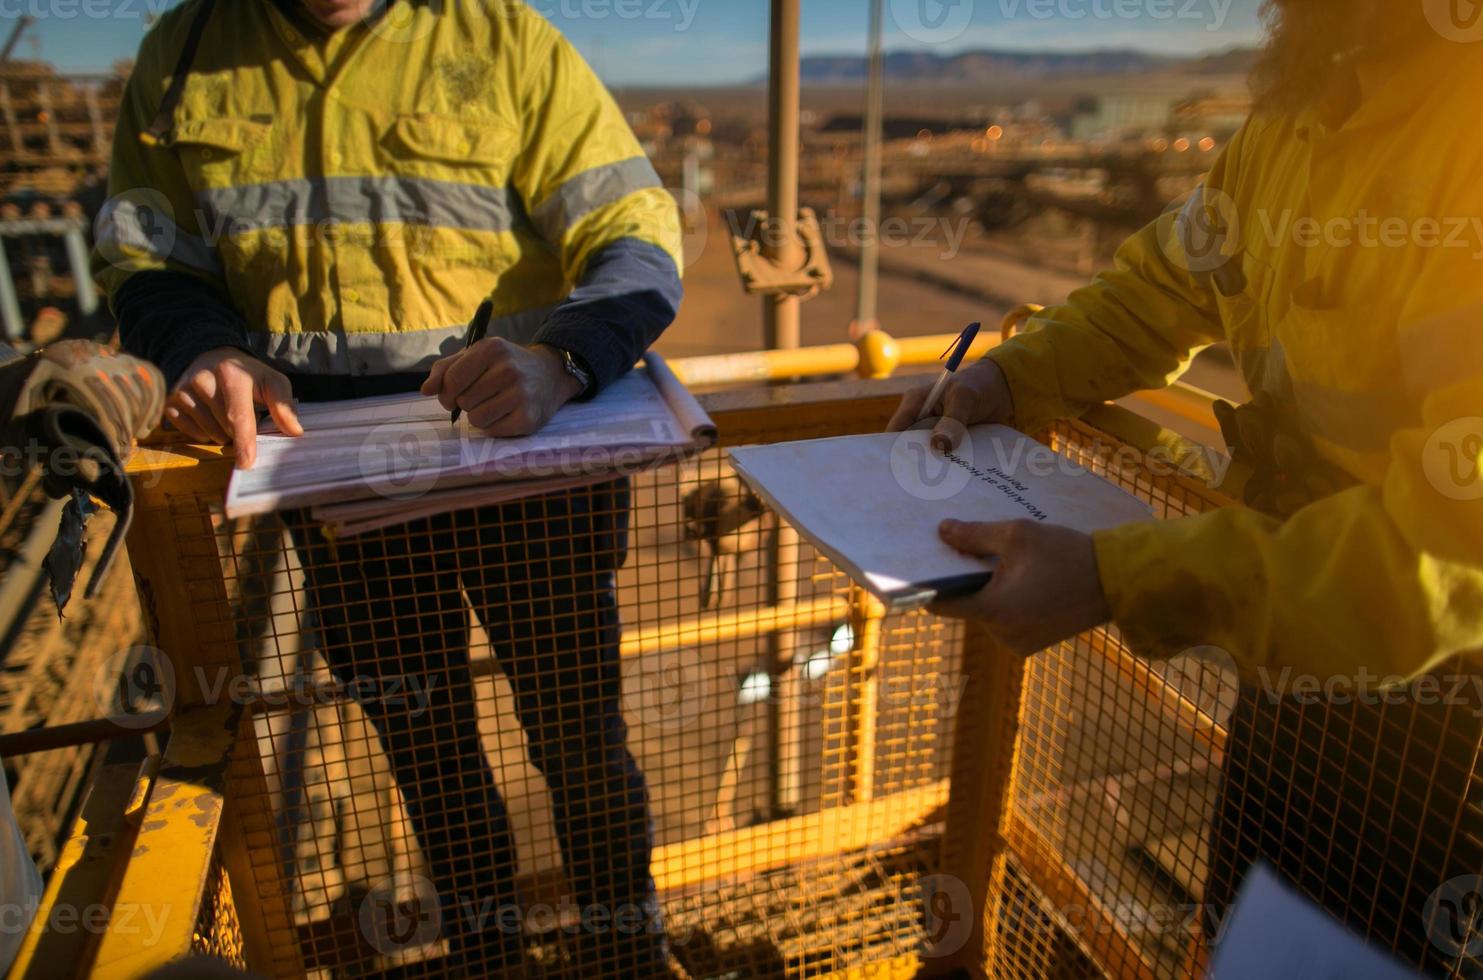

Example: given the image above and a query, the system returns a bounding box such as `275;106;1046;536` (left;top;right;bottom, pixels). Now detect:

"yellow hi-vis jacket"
988;38;1483;683
96;0;682;376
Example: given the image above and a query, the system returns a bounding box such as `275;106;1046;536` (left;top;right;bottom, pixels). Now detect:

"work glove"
0;340;164;461
0;341;166;606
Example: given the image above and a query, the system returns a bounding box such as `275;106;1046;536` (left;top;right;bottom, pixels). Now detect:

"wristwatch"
550;346;594;399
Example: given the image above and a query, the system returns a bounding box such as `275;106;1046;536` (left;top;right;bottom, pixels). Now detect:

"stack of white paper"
728;425;1153;610
224;354;715;534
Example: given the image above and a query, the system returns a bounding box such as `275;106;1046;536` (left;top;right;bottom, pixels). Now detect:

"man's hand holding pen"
887;329;1112;653
421;297;584;437
886;357;1015;451
422;339;583;437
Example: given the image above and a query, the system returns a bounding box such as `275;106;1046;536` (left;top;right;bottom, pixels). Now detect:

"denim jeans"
285;479;661;976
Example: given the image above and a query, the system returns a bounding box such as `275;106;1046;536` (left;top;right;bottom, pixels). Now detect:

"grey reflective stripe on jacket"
246;305;558;376
531;157;663;244
95;198;223;277
197;176;522;234
1237;338;1414;456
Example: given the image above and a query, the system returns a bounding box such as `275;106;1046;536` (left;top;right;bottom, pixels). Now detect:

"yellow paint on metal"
620;596;850;659
90;703;237;979
847;585;887;803
123;754;161;828
7;764;141;980
854;330;900;379
651;780;947;892
815;952;923;980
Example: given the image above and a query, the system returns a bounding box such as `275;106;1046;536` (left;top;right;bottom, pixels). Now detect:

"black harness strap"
140;0;219;147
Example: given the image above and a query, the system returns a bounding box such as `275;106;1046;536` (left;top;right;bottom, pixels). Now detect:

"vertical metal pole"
764;0;805;817
852;0;885;339
64;224;98;316
682;148;702;222
929;623;1029;976
0;82;23;161
84;85;106;161
847;587;886;804
36;81;60;158
0;236;23;342
763;0;802;351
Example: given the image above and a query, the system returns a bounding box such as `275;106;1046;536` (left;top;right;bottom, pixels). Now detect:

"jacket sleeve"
1094;277;1483;685
113;271;252;389
95;9;249;387
511;13;684;392
1002;118;1483;684
984;138;1239;433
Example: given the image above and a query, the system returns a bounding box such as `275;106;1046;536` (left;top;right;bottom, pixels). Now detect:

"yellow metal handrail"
16;370;1235;980
667;323;1222;443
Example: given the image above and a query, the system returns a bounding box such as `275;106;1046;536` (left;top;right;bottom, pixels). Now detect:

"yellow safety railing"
8;345;1238;979
668;317;1224;448
16;334;1475;980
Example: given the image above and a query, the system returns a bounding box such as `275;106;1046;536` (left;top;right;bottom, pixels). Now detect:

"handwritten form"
225;354;714;524
728;425;1153;608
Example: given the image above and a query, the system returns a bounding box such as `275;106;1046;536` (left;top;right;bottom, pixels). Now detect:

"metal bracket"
730;207;834;299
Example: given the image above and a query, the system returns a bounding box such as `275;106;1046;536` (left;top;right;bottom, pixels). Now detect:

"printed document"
728;425;1153;609
225;354;714;528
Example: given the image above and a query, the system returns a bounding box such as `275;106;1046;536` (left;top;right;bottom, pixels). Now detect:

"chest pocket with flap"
389;114;520;176
170;117;275;189
384;115;522;263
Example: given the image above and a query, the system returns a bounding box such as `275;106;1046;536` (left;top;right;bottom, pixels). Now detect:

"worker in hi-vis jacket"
890;1;1482;972
98;0;683;974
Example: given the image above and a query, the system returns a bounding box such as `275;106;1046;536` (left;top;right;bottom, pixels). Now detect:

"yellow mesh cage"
96;391;1482;980
193;856;249;968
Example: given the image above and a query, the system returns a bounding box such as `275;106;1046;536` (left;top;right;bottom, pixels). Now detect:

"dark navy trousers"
288;479;659;975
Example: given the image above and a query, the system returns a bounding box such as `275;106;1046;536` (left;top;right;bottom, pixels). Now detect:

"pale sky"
1;0;1267;84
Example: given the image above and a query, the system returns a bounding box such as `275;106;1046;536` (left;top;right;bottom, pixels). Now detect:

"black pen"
449;299;494;425
915;321;981;422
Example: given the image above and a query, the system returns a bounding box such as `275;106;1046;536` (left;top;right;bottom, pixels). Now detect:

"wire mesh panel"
132;396;964;979
193;856;249;968
123;395;1483;979
987;418;1483;980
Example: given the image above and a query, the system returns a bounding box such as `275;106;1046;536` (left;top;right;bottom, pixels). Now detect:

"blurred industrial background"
0;2;1254;940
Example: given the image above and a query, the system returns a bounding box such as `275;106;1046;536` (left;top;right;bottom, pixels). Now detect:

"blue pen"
915;321;981;422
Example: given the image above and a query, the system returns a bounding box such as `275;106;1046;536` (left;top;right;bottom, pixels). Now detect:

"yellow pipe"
848;586;887;804
893;333;1000;367
620;595;850;658
1135;381;1225;436
670;344;860;386
651;779;946;891
666;327;1221;433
